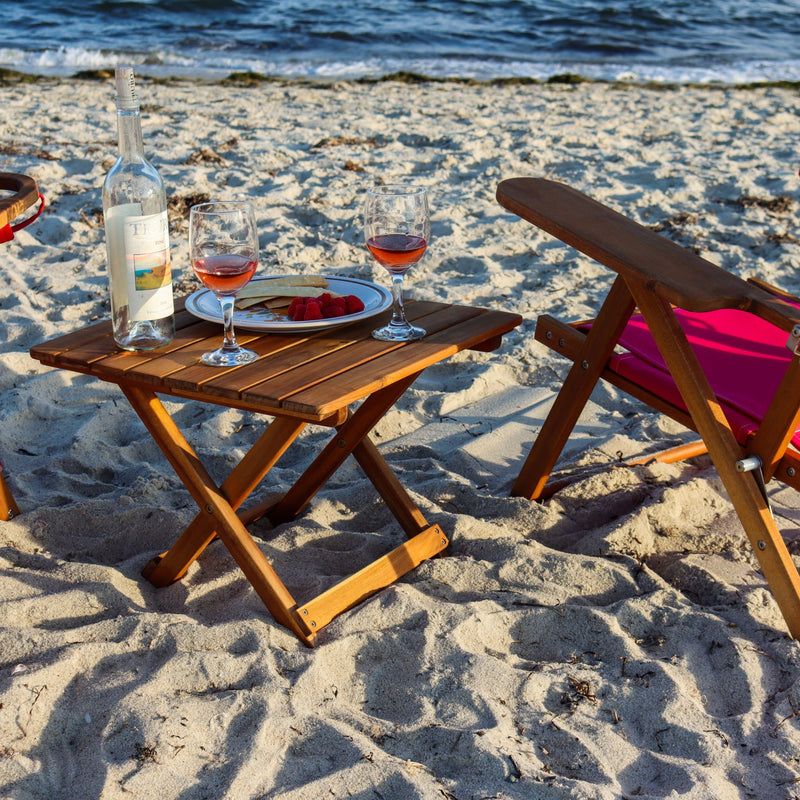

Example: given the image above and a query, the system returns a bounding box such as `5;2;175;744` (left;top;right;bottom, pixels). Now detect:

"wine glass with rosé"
189;201;259;366
365;184;429;341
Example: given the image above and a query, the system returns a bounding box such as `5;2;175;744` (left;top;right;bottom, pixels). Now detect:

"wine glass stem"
391;273;408;325
219;294;239;351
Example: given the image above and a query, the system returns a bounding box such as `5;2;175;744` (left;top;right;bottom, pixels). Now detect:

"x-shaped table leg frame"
122;374;449;646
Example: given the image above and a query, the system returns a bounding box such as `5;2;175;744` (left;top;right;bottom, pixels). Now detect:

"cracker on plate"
237;275;328;299
234;276;332;310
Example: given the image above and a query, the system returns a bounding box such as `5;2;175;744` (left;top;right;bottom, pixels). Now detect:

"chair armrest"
497;177;800;332
0;173;39;228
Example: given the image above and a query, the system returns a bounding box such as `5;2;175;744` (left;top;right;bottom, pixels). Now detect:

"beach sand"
1;73;800;799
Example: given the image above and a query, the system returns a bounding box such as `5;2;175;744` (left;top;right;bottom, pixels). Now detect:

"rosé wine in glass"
365;185;429;342
366;233;427;274
192;254;257;295
189;201;259;367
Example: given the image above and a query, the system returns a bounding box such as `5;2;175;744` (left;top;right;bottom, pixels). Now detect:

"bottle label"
108;208;174;322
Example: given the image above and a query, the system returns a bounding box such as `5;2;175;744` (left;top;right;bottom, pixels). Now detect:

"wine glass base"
200;346;258;367
371;322;426;342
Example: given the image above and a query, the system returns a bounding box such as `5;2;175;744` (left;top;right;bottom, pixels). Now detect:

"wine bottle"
102;66;174;350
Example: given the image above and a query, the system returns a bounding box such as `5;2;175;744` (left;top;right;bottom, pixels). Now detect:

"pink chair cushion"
582;302;800;447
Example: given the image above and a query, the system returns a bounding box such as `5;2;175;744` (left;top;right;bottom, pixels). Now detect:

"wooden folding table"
30;298;521;646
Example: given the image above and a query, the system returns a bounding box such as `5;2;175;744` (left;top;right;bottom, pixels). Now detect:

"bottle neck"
116;107;145;162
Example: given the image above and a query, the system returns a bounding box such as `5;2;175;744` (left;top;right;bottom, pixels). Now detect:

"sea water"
3;0;800;84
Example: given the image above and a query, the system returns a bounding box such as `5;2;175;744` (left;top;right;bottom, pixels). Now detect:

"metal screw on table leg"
788;467;796;477
758;540;767;551
6;509;13;520
337;438;347;448
205;504;214;515
300;609;316;628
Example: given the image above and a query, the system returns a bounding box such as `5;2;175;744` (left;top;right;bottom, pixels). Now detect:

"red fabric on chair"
583;302;800;448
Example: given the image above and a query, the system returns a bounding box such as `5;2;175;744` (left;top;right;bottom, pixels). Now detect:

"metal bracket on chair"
735;455;773;516
786;324;800;355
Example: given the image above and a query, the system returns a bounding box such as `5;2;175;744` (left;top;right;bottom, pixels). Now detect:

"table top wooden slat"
231;303;450;406
240;303;484;410
283;307;520;417
92;317;221;379
30;321;114;365
196;320;389;398
146;329;311;387
30;305;198;369
161;300;445;399
164;318;381;396
30;299;522;421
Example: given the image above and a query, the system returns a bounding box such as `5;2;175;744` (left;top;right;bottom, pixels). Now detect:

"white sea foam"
3;45;800;85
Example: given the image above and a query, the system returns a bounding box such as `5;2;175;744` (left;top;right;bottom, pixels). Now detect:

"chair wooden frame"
496;176;800;639
1;172;41;522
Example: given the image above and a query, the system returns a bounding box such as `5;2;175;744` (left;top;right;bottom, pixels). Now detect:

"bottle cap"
115;66;139;110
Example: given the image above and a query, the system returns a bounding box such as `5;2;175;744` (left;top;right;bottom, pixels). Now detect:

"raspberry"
323;304;346;318
303;302;323;320
287;291;364;320
345;294;365;314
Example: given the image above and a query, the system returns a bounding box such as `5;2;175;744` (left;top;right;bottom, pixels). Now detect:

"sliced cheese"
237;275;329;301
235;285;334;309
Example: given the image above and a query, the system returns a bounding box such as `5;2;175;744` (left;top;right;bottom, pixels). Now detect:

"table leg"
143;414;307;586
121;386;315;645
260;373;450;633
120;377;448;645
268;373;423;526
351;437;428;537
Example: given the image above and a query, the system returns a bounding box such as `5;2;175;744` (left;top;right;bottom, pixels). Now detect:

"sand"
1;73;800;799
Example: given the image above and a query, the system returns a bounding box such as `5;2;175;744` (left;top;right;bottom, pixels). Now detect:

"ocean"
3;0;800;85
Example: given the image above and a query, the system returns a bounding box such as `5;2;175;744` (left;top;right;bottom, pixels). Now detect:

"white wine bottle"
102;66;174;350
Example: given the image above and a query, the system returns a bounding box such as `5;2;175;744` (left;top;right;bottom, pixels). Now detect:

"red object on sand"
1;173;45;521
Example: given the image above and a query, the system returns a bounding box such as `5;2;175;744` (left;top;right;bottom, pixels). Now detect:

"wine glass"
365;184;430;342
189;201;259;367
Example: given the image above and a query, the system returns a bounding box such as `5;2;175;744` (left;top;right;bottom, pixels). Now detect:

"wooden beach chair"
1;172;45;521
496;176;800;639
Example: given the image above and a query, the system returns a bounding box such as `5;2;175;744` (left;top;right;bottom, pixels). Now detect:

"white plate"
185;275;393;332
